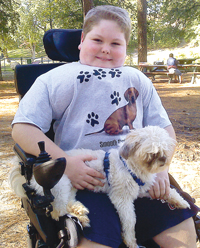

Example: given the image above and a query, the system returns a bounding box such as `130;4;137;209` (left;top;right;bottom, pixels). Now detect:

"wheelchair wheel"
27;226;37;248
27;235;34;248
27;225;48;248
64;217;81;248
27;236;48;248
27;235;39;248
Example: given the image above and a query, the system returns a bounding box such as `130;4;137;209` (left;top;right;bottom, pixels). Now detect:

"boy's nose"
102;45;110;54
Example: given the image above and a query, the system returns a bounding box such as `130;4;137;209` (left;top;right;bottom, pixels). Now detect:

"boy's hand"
148;170;170;200
65;155;105;190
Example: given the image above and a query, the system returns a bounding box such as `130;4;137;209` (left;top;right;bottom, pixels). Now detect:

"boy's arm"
12;123;105;190
148;125;176;200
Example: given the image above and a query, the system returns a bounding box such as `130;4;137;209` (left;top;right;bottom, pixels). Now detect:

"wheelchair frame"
14;142;82;248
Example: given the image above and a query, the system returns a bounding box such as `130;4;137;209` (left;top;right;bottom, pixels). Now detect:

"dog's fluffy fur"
9;126;190;248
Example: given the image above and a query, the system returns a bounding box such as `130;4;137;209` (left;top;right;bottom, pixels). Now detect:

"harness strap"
103;152;110;185
103;152;145;187
120;156;145;186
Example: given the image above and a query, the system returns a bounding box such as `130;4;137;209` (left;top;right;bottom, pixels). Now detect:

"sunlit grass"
8;48;46;58
8;48;31;58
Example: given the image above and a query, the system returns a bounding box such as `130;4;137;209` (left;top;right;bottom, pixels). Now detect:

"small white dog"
10;126;190;248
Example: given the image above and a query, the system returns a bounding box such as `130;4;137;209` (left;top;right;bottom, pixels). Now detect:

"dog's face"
124;87;139;104
119;126;176;174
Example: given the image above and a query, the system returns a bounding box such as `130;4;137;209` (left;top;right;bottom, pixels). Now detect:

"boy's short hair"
83;5;131;44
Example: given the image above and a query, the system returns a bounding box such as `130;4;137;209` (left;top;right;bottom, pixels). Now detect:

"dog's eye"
159;156;166;162
158;156;166;166
147;152;166;166
147;153;157;166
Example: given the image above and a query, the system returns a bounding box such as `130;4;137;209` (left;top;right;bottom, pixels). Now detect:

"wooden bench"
185;72;200;84
144;71;176;83
144;71;200;84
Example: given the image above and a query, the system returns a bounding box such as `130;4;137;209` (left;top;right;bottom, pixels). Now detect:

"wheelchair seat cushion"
43;29;82;62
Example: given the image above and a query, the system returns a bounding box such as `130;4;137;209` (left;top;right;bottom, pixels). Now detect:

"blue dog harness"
103;152;110;185
103;152;145;187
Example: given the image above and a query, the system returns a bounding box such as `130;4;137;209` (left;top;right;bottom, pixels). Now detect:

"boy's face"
78;20;127;68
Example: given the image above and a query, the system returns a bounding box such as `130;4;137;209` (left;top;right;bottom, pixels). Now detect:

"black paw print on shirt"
110;91;121;105
109;69;122;78
77;71;91;83
86;112;99;127
93;69;107;80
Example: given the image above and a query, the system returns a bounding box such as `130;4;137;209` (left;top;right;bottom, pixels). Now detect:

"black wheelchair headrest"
43;29;82;62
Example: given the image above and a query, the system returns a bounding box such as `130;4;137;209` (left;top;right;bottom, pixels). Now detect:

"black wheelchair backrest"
43;29;82;62
14;29;82;99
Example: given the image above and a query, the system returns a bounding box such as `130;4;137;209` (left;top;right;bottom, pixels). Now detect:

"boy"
12;5;197;248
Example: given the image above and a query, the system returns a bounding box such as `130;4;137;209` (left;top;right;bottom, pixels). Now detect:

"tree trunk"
0;63;3;81
137;0;147;64
82;0;94;17
31;43;36;61
49;0;53;29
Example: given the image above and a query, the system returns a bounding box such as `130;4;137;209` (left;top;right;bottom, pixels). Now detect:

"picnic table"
138;63;174;83
138;63;200;84
138;63;168;72
181;64;200;84
177;58;197;65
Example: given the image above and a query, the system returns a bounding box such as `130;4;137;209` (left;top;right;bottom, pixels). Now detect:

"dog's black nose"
131;96;135;103
159;156;166;166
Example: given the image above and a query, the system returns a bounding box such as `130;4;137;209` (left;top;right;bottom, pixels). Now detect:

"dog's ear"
119;141;139;160
119;143;131;159
124;88;131;101
134;88;139;99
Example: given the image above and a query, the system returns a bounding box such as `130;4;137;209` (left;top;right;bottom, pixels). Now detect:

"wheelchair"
11;28;200;248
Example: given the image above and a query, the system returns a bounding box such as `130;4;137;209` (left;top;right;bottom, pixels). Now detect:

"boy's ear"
78;32;84;50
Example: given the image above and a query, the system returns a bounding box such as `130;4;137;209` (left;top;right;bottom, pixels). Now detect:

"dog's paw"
77;215;90;227
170;198;190;209
67;201;89;215
179;199;190;209
67;201;90;227
123;229;137;248
168;188;191;209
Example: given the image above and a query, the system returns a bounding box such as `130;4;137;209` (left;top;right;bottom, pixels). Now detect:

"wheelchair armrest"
14;143;36;164
14;143;36;183
14;142;66;190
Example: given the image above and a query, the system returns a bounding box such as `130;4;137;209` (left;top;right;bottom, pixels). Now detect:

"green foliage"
1;0;200;59
161;0;200;24
0;0;19;55
8;48;32;58
185;21;200;46
33;0;83;30
0;0;19;34
147;23;185;49
147;0;200;48
13;0;83;58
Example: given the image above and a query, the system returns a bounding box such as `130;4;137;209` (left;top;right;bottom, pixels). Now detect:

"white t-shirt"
12;62;171;151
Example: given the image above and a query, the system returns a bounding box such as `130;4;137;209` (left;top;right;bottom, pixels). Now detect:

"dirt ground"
0;73;200;247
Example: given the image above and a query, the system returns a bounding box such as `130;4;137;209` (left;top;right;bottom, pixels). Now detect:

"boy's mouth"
96;56;112;62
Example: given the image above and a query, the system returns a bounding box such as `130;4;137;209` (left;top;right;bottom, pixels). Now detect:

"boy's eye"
112;42;120;46
93;39;102;42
